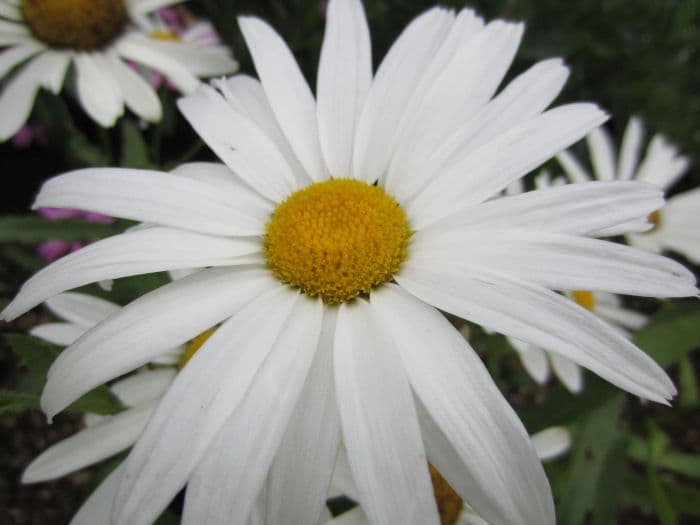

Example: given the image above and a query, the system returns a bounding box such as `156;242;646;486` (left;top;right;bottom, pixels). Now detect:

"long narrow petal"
109;369;176;407
2;226;261;320
137;39;237;77
239;16;328;182
178;84;297;202
42;292;120;328
265;308;341;525
40;267;275;419
74;53;124;127
113;285;299;525
70;464;124;525
105;52;161;122
509;337;550;385
396;266;677;403
617;116;644;180
586;126;616;181
182;296;323;524
409;228;697;297
556;149;592;183
334;300;440;525
407;104;608;229
421;180;663;237
352;7;455;183
316;0;372;179
372;285;554;525
31;167;271;236
30;322;86;346
0;42;45;78
550;353;583;393
22;403;155;483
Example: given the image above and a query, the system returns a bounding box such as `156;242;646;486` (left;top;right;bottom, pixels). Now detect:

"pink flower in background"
36;208;115;264
11;124;46;149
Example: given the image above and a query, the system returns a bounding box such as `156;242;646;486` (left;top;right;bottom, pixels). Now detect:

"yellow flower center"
647;210;662;232
571;290;596;311
150;30;180;42
264;179;411;304
430;464;463;525
178;327;217;370
22;0;128;50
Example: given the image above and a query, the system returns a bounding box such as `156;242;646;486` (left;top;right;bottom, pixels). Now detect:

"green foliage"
0;216;125;244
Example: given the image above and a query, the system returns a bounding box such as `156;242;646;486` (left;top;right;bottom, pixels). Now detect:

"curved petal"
22;403;154;483
509;337;550;385
177;84;297;202
0;41;45;78
182;296;323;525
2;226;262;320
352;7;455;183
70;463;124;525
334;300;440;525
556;149;592;183
530;427;572;462
104;52;161;122
396;265;677;403
371;285;554;525
239;16;328;182
30;322;86;346
550;353;584;393
264;308;341;525
30;167;271;236
316;0;372;179
586;126;616;181
407;104;608;229
43;292;120;328
39;267;275;419
617;116;644;180
112;285;299;525
109;368;176;407
74;53;124;127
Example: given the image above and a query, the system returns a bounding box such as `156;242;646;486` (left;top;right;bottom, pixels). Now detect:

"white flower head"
557;117;699;263
3;1;697;524
0;0;238;140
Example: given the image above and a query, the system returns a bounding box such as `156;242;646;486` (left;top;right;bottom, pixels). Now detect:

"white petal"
182;296;323;525
0;1;21;19
109;368;176;407
586;126;617;181
407;104;608;229
509;337;550;385
265;308;341;525
388;58;569;203
177;84;297;202
635;135;690;191
0;42;45;78
372;285;554;525
316;0;372;179
115;33;199;93
239;16;328;182
617;116;644;180
39;267;275;419
3;226;261;320
334;300;440;525
125;0;182;15
30;322;86;346
556;149;593;183
113;285;299;525
396;266;677;403
74;53;124;127
530;427;572;461
104;52;161;122
326;507;369;525
0;19;32;45
22;402;155;483
70;463;124;525
43;292;120;328
594;303;648;332
31;167;271;236
550;353;584;393
426;180;664;237
212;75;310;186
139;39;237;77
410;228;697;298
352;7;455;183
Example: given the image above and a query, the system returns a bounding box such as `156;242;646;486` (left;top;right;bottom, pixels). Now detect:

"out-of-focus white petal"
550;353;584;393
74;53;124;127
30;322;86;346
43;292;120;328
70;463;124;525
334;300;440;525
617;116;644;180
109;368;176;407
556;149;592;183
586;126;617;181
509;337;550;385
104;52;161;122
530;427;572;461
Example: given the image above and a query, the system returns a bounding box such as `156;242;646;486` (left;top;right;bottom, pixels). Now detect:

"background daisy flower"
0;0;238;141
2;1;697;524
557;117;699;263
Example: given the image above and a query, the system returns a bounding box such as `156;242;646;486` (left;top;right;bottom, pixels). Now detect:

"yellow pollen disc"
178;327;217;370
151;30;180;42
22;0;128;51
429;464;463;525
647;210;662;231
264;179;411;304
572;290;596;311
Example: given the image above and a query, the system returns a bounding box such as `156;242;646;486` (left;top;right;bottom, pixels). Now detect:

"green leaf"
623;472;700;517
120;119;155;169
629;435;700;480
0;216;123;244
0;390;40;414
557;396;627;525
678;355;699;409
4;334;124;415
634;302;700;368
645;421;680;525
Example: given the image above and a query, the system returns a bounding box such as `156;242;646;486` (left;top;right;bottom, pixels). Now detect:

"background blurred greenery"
1;1;699;524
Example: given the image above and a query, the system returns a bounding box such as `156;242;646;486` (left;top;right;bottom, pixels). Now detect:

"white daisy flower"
3;1;697;524
327;427;572;525
557;116;699;263
504;174;650;393
0;0;238;140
